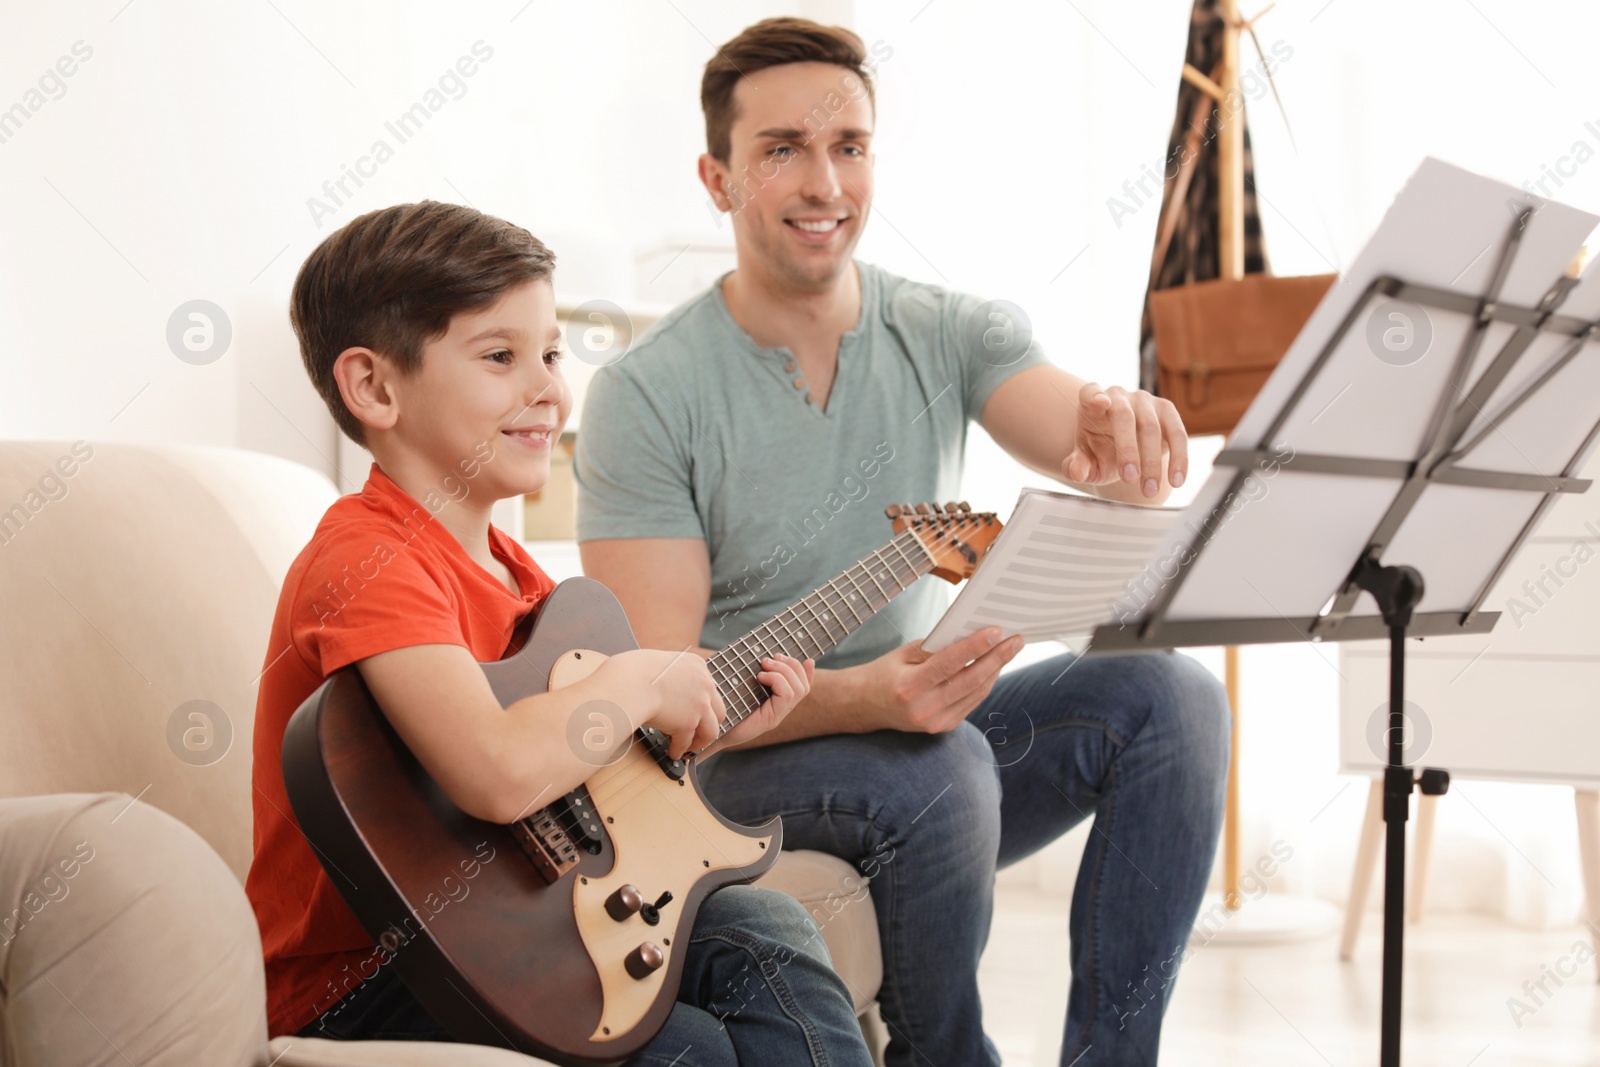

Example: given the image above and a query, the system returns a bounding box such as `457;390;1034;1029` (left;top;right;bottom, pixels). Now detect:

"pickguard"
549;650;774;1041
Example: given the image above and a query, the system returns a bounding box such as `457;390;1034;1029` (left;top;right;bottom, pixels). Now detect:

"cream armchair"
0;441;882;1066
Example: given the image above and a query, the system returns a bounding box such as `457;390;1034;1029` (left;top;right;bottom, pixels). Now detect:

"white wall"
11;0;1597;486
0;0;832;487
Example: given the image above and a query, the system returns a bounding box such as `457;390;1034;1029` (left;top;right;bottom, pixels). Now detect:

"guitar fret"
740;633;775;714
729;639;769;709
759;618;793;659
706;514;988;737
900;530;927;568
901;527;938;571
704;659;745;735
873;547;909;591
887;535;921;581
830;577;867;625
738;632;776;719
747;626;778;676
818;582;854;634
855;565;885;614
796;591;838;643
795;609;827;658
807;588;844;644
707;655;732;694
860;557;892;602
791;605;825;656
709;654;755;719
717;642;765;715
773;612;816;660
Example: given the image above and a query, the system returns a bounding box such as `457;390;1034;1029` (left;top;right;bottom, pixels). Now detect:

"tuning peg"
915;503;930;515
959;502;971;512
885;504;902;518
931;503;944;513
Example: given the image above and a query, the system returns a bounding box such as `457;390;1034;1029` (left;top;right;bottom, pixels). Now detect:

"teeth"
792;219;840;233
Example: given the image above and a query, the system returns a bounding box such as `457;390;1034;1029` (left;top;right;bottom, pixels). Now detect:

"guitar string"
717;539;917;716
712;526;946;732
715;550;904;723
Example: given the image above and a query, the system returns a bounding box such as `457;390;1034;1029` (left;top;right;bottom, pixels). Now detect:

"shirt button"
793;377;805;389
784;361;796;372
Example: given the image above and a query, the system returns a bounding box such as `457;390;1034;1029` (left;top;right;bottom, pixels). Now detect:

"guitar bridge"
511;786;608;885
512;809;579;884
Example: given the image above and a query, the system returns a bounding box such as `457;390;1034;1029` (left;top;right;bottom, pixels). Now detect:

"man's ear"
333;346;400;436
697;153;733;213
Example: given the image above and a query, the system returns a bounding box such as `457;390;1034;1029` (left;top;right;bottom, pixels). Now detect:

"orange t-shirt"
245;462;557;1038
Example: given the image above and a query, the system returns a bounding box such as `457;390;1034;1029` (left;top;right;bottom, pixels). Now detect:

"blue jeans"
297;884;874;1067
697;650;1231;1067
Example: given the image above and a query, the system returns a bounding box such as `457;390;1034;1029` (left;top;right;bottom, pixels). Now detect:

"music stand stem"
1350;554;1450;1067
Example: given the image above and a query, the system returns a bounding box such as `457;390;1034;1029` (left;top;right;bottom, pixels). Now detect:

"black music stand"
1090;193;1600;1066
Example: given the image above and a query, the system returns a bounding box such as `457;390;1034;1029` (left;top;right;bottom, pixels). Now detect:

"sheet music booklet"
922;488;1180;653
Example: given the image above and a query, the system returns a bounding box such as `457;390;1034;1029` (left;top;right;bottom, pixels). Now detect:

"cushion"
758;849;883;1015
0;793;268;1067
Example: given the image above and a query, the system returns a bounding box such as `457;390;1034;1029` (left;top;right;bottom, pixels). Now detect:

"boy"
245;200;873;1066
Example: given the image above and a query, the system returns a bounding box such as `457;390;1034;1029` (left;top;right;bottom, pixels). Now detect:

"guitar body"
282;577;780;1065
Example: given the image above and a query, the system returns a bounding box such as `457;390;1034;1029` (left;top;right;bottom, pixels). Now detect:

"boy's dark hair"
290;201;556;447
701;17;874;163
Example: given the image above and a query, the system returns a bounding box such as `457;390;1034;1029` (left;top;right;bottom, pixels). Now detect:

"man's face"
384;279;571;502
703;61;875;291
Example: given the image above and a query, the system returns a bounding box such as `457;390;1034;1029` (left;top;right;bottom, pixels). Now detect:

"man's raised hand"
1062;381;1188;498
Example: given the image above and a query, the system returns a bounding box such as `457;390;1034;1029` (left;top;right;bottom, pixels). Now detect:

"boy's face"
700;61;875;292
384;278;570;503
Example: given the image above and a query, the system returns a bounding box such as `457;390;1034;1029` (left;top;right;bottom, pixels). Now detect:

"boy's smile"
502;426;555;450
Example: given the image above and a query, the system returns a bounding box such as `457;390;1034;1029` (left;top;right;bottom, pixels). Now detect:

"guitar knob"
915;503;930;515
625;941;665;979
606;885;644;921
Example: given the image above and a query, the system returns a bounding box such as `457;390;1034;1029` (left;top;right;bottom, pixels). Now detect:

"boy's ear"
333;346;400;436
697;153;734;213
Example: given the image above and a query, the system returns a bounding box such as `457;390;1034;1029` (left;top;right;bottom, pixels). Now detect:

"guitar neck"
707;527;936;734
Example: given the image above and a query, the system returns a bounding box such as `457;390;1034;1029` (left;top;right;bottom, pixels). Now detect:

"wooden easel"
1180;0;1272;911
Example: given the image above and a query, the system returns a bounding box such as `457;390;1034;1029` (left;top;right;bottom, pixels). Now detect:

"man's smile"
784;215;851;243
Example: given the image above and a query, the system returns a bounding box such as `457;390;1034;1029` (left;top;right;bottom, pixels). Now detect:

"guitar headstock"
886;501;1003;584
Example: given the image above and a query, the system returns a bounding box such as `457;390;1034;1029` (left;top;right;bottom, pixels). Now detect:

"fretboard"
707;528;936;735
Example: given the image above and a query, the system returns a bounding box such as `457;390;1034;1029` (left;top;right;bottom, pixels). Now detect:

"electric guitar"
282;501;1001;1065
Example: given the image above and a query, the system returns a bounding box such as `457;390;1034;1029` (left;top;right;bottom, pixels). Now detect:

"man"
575;17;1230;1067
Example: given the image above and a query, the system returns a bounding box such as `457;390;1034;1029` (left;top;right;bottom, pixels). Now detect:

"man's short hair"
290;201;556;447
701;16;875;163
